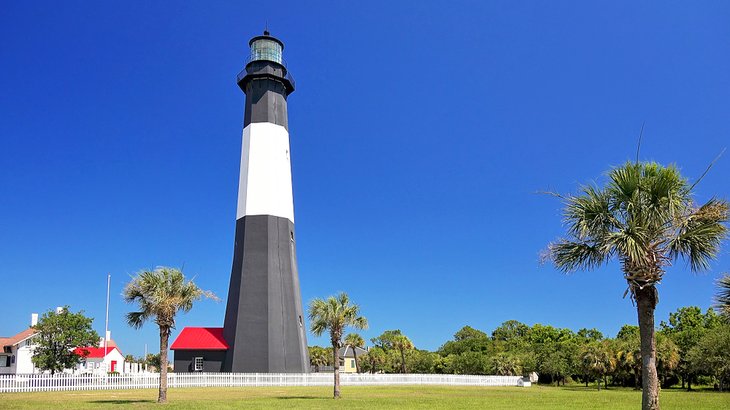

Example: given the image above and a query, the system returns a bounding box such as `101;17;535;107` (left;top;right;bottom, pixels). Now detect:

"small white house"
74;336;126;374
0;315;40;375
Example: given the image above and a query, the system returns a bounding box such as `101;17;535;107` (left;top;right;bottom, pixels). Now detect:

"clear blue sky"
1;1;729;356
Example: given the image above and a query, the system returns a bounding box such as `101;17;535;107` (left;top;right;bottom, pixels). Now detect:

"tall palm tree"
715;274;730;320
392;334;414;373
308;292;368;399
123;267;217;403
344;333;365;373
548;161;727;410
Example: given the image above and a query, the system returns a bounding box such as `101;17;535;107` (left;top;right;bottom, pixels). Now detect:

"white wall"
237;123;295;222
14;340;38;374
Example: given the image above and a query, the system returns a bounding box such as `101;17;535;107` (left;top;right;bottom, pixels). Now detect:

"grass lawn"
0;385;727;409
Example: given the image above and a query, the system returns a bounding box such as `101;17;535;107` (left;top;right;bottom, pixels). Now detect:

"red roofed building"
171;327;228;372
74;343;125;374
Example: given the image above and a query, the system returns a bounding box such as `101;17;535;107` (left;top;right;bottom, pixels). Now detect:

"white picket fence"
0;373;525;393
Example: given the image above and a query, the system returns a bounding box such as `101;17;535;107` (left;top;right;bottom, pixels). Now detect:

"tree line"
309;305;730;392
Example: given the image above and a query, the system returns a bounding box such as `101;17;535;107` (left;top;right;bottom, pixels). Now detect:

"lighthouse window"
290;231;294;241
298;315;303;326
251;39;282;64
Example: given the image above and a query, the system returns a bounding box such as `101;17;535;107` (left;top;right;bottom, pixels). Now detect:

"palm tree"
492;353;522;376
309;347;328;372
578;341;615;390
715;274;730;320
548;161;727;410
344;333;365;373
363;346;387;374
308;292;368;399
392;334;414;373
123;267;217;403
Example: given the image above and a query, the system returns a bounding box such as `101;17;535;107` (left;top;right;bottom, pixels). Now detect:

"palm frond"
307;292;367;345
549;239;610;273
123;267;217;331
714;274;730;319
667;198;728;272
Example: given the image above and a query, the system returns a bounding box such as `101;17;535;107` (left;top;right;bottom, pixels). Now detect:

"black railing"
236;57;295;90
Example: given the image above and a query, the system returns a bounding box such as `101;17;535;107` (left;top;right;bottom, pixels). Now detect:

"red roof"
74;346;119;359
170;327;228;350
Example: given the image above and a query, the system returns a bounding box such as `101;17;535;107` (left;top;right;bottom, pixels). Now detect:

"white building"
74;342;126;374
1;312;132;375
0;315;40;374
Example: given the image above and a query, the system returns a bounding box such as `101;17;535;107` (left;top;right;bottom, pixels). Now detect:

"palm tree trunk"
636;286;660;410
332;342;340;399
158;326;170;404
400;349;407;374
353;349;360;373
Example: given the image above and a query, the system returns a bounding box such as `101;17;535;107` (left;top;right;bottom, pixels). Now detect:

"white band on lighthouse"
236;122;295;223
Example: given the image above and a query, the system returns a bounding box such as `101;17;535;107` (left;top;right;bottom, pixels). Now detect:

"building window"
194;357;204;372
350;359;355;369
0;356;10;367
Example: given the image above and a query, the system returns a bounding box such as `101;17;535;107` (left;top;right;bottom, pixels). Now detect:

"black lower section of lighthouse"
222;215;308;372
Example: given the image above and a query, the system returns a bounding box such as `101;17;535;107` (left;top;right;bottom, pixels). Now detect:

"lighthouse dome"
249;32;284;65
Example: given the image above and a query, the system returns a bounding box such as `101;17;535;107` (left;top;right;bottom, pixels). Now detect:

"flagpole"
104;274;110;356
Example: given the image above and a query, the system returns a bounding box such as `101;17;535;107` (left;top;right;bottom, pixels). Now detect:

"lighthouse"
221;31;309;373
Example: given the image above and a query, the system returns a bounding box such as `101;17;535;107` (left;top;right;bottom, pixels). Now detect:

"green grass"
0;385;727;409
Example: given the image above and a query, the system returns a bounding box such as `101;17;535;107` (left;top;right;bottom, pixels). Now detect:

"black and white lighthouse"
221;32;309;373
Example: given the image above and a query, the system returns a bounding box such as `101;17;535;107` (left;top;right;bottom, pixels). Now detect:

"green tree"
655;332;680;388
492;353;522;376
448;351;489;375
370;329;403;350
492;320;529;342
687;324;730;391
359;346;387;374
406;350;442;374
539;345;572;386
576;328;604;343
547;161;728;410
577;341;615;390
392;334;414;373
715;274;730;320
371;330;414;373
454;326;488;341
614;325;642;388
308;346;329;372
308;292;368;398
660;306;722;389
439;326;493;356
344;333;365;373
123;267;217;403
31;307;99;375
144;353;162;371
